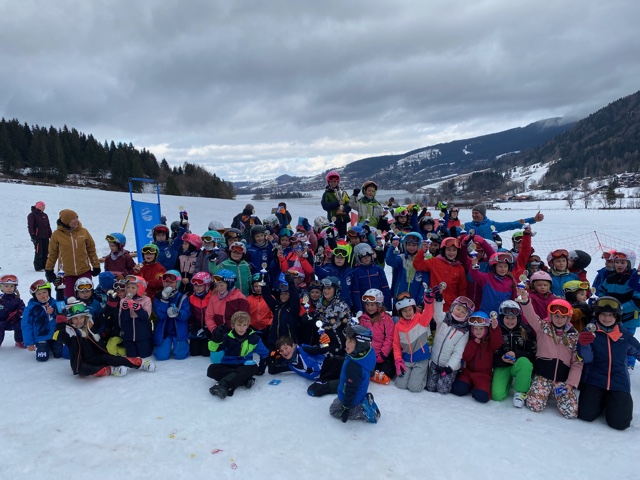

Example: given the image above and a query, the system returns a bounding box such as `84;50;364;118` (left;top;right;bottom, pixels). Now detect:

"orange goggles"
548;304;571;316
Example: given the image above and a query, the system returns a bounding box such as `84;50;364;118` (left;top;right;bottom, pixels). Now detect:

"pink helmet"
325;171;340;182
126;276;147;296
182;233;203;250
191;271;212;289
530;270;552;284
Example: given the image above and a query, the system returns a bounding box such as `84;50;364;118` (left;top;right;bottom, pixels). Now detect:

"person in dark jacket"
577;296;640;430
262;274;300;349
27;201;52;272
231;204;262;243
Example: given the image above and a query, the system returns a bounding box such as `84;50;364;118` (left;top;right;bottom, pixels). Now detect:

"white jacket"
430;301;469;371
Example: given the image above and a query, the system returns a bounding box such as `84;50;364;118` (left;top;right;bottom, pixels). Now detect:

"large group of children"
2;172;640;429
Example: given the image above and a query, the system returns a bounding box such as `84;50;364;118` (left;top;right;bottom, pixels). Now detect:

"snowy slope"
1;183;639;480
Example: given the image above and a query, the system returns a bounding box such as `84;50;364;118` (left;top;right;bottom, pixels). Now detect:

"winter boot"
371;370;391;385
94;366;112;377
244;377;255;389
360;393;381;423
210;380;233;399
112;366;129;377
513;392;526;408
307;380;335;397
15;341;26;349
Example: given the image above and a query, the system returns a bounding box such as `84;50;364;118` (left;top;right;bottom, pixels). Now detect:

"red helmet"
325;171;340;182
126;276;147;296
547;299;573;317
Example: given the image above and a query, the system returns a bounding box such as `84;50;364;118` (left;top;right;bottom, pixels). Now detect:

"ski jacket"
385;249;427;306
524;291;558;327
312;296;352;356
430;301;469;371
54;323;111;376
359;311;395;363
393;303;434;364
348;196;384;227
45;220;100;276
461;326;503;375
350;263;392;312
262;281;301;346
27;206;52;239
321;186;351;223
247;242;275;275
413;253;467;310
210;258;252;297
153;291;191;344
468;268;516;314
247;294;274;331
118;296;153;342
139;262;166;301
549;270;580;297
208;327;269;365
597;269;640;328
188;290;212;336
154;228;185;271
0;293;25;324
338;347;376;408
521;301;582;387
578;323;640;393
204;287;250;331
464;216;537;241
21;298;56;347
493;322;536;368
104;250;136;277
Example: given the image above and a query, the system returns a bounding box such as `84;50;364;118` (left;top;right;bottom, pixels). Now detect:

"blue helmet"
402;232;423;245
468;311;491;327
214;269;236;290
106;232;126;248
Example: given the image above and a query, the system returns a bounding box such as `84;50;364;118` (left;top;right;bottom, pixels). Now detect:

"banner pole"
122;205;132;234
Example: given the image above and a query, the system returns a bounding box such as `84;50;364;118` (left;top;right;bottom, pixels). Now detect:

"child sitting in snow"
426;295;474;394
358;289;396;383
21;280;63;362
118;276;153;358
451;311;502;403
0;274;25;348
329;325;381;424
519;289;582;419
54;298;155;377
207;311;269;400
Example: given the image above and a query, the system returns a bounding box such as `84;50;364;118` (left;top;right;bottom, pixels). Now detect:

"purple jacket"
27;206;52;239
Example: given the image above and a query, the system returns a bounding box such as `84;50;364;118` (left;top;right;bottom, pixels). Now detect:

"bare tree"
565;191;575;210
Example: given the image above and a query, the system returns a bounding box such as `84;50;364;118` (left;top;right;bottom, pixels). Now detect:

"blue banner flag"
129;179;162;263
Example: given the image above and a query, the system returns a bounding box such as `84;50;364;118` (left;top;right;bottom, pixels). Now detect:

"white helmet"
74;277;93;292
395;296;416;312
362;288;384;305
314;216;330;230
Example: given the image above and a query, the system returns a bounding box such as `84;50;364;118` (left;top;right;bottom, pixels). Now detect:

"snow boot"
94;366;112;377
513;392;526;408
244;377;255;389
360;393;381;423
112;366;129;377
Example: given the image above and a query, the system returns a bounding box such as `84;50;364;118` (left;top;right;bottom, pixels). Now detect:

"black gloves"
284;273;295;284
45;270;56;282
339;404;351;423
352;188;360;197
433;285;443;303
257;358;267;375
91;267;101;277
30;235;37;246
443;366;453;375
211;325;228;343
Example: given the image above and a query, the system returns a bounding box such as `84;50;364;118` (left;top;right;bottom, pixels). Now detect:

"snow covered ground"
1;182;639;480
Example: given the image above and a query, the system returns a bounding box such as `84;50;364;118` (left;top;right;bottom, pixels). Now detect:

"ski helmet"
498;300;521;324
593;296;622;322
0;274;18;285
163;270;182;283
530;270;552;285
29;279;51;297
451;296;476;320
362;288;384;305
325;171;340;182
468;311;491;327
250;224;267;238
263;214;280;230
182;233;203;250
488;252;514;272
395;293;417;313
214;269;236;290
402;232;423;245
314;216;330;230
320;276;341;294
611;248;636;269
362;180;378;191
65;297;90;322
152;224;169;241
74;277;94;293
141;243;159;261
353;243;374;260
345;325;372;354
106;232;126;249
208;219;225;231
191;271;212;290
126;276;147;296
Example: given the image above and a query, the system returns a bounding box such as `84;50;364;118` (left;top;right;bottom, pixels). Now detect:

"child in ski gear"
118;276;153;358
358;289;395;382
451;311;503;403
262;274;301;348
469;251;517;314
132;243;167;301
348;180;385;228
329;325;381;424
246;224;276;277
413;237;468;310
45;209;101;298
247;273;273;338
151;223;184;271
276;236;314;286
207;311;269;399
547;249;580;297
231;204;262;243
350;243;392;312
195;230;224;273
596;249;640;369
592;250;616;294
519;291;582;419
321;171;351;238
0;274;25;348
427;295;474;394
458;234;497;308
524;270;558;325
27;201;52;272
21;280;63;361
385;232;427;312
103;233;136;277
311;277;351;356
393;292;434;392
314;244;354;309
577;297;640;430
268;336;345;397
188;272;214;357
54;298;156;377
275;202;292;230
211;241;252;296
153;270;191;360
204;269;250;331
176;233;202;294
491;300;536;407
465;204;543;240
563;280;593;333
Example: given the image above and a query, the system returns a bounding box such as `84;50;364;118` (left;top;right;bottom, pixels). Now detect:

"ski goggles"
512;237;522;243
601;250;616;260
162;273;179;282
395;209;409;217
67;303;89;315
595;297;620;310
0;274;18;284
229;244;246;254
550;249;569;259
548;303;571;316
563;281;590;292
441;238;461;249
211;275;224;283
141;246;157;255
76;283;93;291
225;233;240;242
113;280;127;290
612;251;629;260
494;252;514;264
30;279;51;295
320;278;337;288
278;283;290;292
362;294;380;303
404;237;421;245
453;297;475;311
333;249;349;258
500;306;520;316
191;277;209;286
201;235;217;243
105;234;121;243
396;291;413;301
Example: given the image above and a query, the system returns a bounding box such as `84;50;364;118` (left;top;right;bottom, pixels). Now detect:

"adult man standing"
466;204;544;240
27;201;52;271
45;209;101;298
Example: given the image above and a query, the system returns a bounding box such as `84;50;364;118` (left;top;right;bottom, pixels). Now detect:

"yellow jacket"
45;221;100;276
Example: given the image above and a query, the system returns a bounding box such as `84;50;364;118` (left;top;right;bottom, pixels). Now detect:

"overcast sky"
1;1;638;182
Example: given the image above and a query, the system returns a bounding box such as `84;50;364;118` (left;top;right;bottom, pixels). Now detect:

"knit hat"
35;201;46;210
59;209;78;225
472;204;487;218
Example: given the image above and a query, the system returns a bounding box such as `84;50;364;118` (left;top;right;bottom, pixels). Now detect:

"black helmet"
593;296;622;322
320;276;341;294
250;225;267;237
345;325;372;355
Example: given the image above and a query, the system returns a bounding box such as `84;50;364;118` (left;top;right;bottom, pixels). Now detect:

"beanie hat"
35;201;46;210
59;209;78;225
98;271;116;291
472;204;487;218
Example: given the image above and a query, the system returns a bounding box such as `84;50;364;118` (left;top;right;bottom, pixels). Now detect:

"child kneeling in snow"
329;325;381;424
451;311;502;403
54;298;155;377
